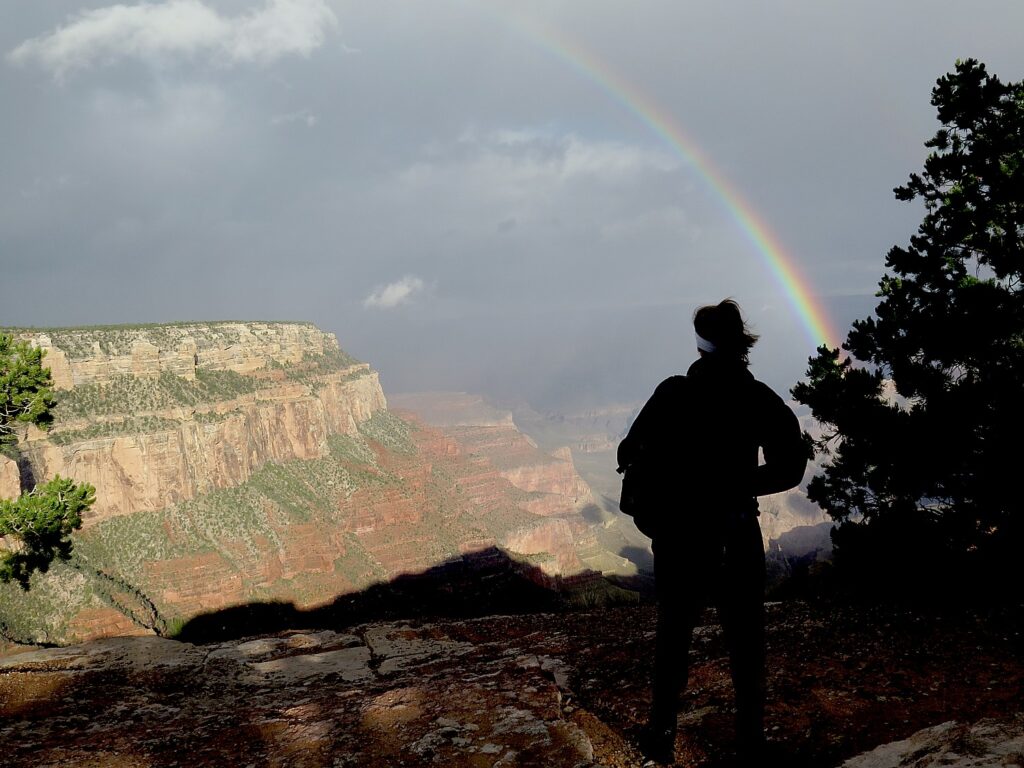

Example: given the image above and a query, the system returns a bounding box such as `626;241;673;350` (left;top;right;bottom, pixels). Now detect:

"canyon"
505;396;831;569
1;321;830;652
2;323;1017;767
0;323;613;647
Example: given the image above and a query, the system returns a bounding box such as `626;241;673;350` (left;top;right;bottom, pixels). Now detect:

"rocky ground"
1;600;1022;767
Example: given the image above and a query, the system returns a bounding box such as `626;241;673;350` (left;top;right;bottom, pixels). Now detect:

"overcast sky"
2;1;1022;409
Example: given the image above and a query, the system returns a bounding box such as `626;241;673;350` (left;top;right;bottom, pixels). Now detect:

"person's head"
693;299;759;364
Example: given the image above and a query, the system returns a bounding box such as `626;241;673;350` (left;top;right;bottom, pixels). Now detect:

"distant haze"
2;1;1022;409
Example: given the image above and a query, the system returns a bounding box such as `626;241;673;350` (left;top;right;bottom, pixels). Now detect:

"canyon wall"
0;324;605;647
16;322;341;389
389;393;593;515
10;323;385;524
22;373;386;524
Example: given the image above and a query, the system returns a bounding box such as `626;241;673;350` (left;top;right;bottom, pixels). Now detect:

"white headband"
696;333;716;353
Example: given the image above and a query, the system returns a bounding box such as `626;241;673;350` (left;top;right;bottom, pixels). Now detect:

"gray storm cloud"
8;0;338;78
2;0;1022;408
270;108;317;127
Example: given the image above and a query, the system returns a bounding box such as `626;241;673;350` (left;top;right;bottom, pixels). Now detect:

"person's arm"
753;386;807;496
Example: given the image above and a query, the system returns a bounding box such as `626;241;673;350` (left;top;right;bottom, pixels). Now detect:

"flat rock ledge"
842;716;1024;768
2;603;1022;767
0;617;601;768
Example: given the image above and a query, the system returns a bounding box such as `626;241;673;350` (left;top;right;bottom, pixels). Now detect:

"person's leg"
651;584;701;730
717;514;767;757
644;539;706;761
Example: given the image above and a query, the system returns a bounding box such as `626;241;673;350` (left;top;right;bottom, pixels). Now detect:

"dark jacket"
617;354;806;534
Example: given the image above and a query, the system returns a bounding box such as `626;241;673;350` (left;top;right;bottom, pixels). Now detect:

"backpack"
617;460;660;539
616;375;689;540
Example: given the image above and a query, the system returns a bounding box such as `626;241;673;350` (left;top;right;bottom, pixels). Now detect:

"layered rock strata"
15;322;340;389
10;323;385;524
0;325;604;646
392;393;645;576
22;370;385;524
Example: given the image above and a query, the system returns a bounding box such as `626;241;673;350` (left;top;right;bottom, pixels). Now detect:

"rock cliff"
15;322;342;389
10;323;385;523
389;393;635;577
0;455;19;498
0;324;607;647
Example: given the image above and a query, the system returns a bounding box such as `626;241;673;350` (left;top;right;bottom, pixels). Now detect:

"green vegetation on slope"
269;349;363;383
55;370;261;419
0;560;85;643
53;356;365;423
358;410;416;454
0;419;406;642
49;416;182;445
1;321;325;360
332;534;388;584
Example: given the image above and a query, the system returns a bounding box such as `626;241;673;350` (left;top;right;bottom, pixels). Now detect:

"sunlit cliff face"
0;323;621;646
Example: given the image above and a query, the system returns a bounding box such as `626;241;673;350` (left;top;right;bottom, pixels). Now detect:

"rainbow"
485;9;842;349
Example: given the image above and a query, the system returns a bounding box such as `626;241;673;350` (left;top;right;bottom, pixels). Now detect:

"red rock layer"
145;552;246;612
65;607;151;644
21;376;386;524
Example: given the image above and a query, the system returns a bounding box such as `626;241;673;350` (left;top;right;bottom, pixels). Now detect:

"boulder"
842;716;1024;767
0;454;20;499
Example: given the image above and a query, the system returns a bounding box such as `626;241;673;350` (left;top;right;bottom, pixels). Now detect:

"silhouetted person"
617;299;806;765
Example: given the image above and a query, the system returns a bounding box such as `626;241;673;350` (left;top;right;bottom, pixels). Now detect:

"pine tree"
0;333;94;589
793;60;1023;595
